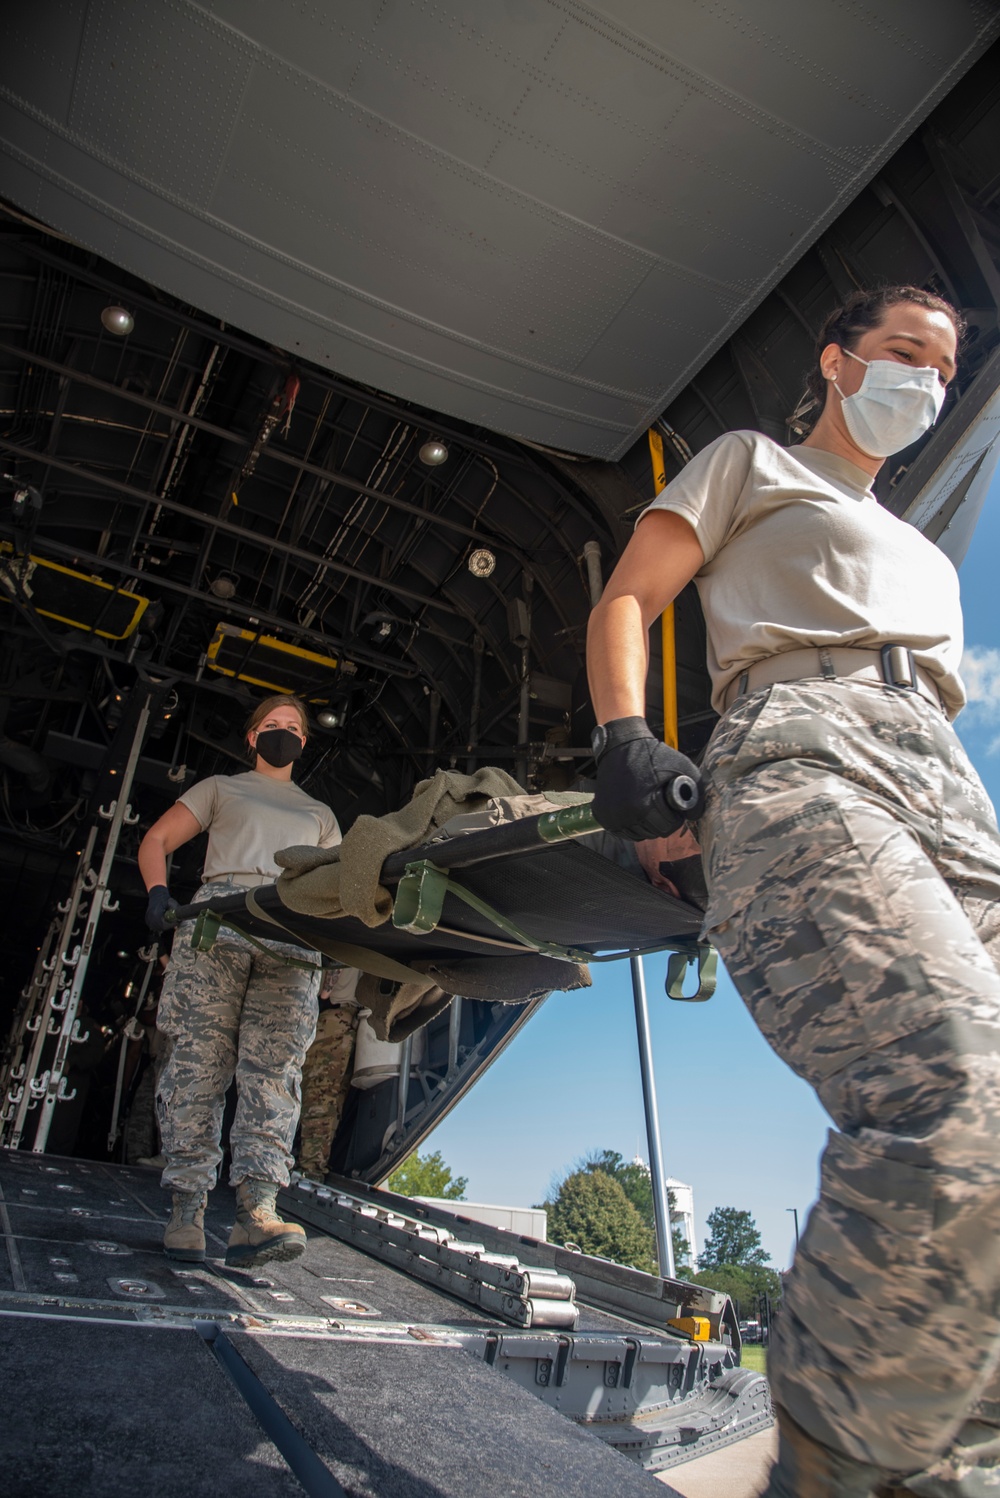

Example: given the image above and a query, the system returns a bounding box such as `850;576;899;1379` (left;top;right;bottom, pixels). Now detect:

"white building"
664;1176;697;1263
415;1198;547;1240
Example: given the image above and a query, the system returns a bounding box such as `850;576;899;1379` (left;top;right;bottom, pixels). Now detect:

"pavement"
658;1427;777;1498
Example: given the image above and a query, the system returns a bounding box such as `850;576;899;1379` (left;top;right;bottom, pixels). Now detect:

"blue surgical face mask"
834;348;946;458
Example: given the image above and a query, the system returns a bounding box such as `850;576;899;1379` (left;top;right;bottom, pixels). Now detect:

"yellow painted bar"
668;1315;712;1341
647;430;678;749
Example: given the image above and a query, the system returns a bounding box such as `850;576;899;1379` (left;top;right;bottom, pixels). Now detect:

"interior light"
101;305;134;336
316;708;343;730
468;547;496;578
418;439;449;466
209;574;237;599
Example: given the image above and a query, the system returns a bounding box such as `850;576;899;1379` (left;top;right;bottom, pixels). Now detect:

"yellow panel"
205;623;340;699
0;543;149;640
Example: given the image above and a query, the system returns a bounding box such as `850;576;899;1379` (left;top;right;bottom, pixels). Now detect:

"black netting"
456;843;702;948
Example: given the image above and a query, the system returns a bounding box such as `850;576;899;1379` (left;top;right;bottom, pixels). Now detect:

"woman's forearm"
137;834;169;892
586;511;705;725
587;594;651;723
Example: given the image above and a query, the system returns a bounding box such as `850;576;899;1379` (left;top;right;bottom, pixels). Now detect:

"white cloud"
961;645;1000;713
960;646;1000;754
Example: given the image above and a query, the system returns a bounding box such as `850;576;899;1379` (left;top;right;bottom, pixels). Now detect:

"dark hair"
790;286;965;435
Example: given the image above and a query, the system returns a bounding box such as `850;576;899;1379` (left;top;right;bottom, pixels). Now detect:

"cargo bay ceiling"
2;1;999;458
0;5;999;1016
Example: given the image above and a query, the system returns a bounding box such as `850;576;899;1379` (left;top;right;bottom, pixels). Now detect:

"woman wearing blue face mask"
587;288;1000;1496
138;693;341;1269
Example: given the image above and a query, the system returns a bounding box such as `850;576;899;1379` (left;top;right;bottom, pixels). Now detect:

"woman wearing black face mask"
588;287;1000;1496
138;694;341;1270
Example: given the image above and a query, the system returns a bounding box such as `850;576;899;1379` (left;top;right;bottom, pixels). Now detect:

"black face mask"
253;728;304;768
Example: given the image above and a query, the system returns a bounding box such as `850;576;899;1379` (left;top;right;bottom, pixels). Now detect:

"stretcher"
170;804;717;1003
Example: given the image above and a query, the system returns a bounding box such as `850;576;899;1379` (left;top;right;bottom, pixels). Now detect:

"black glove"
145;885;179;933
592;717;704;842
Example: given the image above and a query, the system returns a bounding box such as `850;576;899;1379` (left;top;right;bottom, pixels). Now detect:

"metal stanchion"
630;954;675;1279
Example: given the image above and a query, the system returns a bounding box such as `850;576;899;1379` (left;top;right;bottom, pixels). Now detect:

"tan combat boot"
225;1180;306;1268
163;1190;207;1262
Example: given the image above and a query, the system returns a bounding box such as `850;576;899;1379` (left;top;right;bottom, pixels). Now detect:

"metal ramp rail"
282;1173;772;1472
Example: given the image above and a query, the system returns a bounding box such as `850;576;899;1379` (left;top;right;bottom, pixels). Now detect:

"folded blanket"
275;766;528;925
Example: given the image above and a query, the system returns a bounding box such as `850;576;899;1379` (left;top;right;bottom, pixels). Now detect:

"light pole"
786;1206;800;1247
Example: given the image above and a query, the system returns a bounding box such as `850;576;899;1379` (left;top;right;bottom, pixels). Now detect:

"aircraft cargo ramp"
0;1150;770;1496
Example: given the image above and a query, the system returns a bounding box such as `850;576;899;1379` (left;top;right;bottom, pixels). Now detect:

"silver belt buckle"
880;643;918;692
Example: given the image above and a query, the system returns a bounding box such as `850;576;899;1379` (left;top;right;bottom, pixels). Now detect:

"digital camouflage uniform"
156;880;321;1195
123;1023;172;1163
699;678;1000;1490
297;995;359;1179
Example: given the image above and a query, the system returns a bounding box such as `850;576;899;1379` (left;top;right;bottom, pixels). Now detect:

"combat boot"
163;1190;207;1262
225;1180;306;1268
761;1405;887;1498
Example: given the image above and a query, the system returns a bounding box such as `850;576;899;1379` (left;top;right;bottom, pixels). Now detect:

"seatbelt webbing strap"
244;889;431;986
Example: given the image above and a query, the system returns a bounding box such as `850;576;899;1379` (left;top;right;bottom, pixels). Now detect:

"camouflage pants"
124;1053;163;1162
297;1003;359;1178
156;882;321;1194
699;679;1000;1483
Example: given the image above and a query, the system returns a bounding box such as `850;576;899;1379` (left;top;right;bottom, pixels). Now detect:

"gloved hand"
145;885;179;933
592;717;704;842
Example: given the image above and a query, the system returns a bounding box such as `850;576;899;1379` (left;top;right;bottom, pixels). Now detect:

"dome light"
101;305;134;336
316;708;343;729
209;574;237;599
468;547;496;578
418;439;449;466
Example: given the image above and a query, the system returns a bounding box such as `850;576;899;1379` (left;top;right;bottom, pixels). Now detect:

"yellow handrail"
647;429;678;750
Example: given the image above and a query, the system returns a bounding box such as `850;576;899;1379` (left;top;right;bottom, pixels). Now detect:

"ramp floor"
0;1150;677;1497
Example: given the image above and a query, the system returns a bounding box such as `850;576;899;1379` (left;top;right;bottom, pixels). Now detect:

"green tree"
699;1206;770;1269
547;1168;656;1274
386;1149;467;1200
692;1262;782;1313
583;1150;692;1275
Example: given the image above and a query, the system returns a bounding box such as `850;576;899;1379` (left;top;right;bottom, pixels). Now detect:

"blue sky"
422;471;1000;1271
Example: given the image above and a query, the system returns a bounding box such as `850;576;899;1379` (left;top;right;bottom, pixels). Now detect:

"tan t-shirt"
179;771;341;882
638;430;965;719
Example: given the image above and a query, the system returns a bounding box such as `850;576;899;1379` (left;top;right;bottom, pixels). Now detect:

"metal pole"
426;688;441;777
32;690;154;1151
466;635;483;775
630;955;675;1278
0;915;60;1109
516;575;533;788
446;996;463;1078
787;1206;800;1247
582;540;603;608
4;825;98;1149
107;947;159;1154
395;1033;413;1144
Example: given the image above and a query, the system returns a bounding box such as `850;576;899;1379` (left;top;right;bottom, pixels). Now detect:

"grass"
740;1344;767;1375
